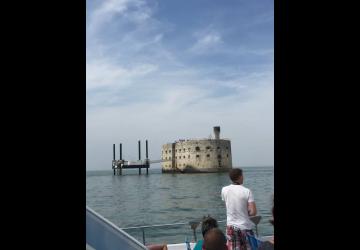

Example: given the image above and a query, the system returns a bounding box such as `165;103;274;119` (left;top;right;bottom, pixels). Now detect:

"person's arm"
248;202;257;216
247;190;257;216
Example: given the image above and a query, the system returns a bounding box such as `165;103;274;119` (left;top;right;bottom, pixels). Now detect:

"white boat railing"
121;216;262;246
87;205;263;248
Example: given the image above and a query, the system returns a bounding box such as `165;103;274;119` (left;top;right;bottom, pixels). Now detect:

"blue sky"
86;0;273;170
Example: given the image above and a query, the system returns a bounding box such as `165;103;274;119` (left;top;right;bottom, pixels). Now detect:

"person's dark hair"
203;228;227;250
201;216;218;237
229;168;243;183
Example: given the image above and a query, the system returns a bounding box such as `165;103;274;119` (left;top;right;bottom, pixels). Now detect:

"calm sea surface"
86;167;274;244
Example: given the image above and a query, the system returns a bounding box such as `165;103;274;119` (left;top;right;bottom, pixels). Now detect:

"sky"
86;0;274;170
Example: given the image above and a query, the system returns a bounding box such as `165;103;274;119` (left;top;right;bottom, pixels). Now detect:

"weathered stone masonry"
161;127;232;173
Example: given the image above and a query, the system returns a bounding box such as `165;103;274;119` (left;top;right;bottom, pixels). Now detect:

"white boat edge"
87;205;272;250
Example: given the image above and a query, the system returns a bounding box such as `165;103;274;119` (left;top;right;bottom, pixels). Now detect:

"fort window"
227;154;229;158
217;147;220;150
175;156;177;159
165;150;167;154
207;154;210;157
169;150;171;153
188;155;190;158
217;155;222;159
226;147;228;150
206;146;211;150
175;149;177;152
183;156;185;159
195;146;200;151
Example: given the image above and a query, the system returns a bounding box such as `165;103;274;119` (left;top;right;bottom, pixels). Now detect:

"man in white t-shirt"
221;168;257;250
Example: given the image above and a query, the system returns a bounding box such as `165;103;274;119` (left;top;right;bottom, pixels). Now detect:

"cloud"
87;0;151;36
189;30;223;53
86;59;158;91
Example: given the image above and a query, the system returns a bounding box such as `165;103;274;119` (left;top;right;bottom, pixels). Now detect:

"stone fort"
161;126;232;173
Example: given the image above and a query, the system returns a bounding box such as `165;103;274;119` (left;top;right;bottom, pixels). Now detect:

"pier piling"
113;144;116;175
146;140;149;175
138;140;141;175
120;143;122;175
112;140;151;175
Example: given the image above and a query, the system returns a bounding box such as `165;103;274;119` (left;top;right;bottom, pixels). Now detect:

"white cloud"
86;59;158;91
190;31;223;53
87;0;149;35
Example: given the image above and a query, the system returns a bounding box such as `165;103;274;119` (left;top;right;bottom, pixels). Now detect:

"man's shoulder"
240;185;252;192
222;184;231;191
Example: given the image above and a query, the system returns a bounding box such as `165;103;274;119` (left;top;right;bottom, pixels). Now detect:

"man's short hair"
201;216;218;236
203;228;227;250
229;168;243;182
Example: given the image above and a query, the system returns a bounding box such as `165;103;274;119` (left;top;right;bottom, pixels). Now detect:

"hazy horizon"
87;165;274;172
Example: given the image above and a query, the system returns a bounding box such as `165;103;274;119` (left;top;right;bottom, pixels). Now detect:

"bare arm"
248;202;257;216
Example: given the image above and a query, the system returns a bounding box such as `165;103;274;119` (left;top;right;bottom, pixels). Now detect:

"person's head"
229;168;243;184
203;228;228;250
201;216;218;237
